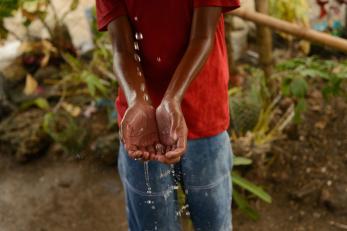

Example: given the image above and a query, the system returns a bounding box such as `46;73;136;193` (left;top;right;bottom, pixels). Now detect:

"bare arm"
108;17;160;160
108;17;148;106
164;7;222;102
156;7;222;164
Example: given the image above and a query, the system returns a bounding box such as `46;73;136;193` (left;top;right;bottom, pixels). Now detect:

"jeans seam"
185;173;230;190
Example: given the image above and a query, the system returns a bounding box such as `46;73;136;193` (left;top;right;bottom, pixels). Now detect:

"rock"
92;133;119;165
0;109;51;162
320;185;347;213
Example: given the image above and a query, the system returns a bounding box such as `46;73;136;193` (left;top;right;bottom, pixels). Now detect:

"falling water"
176;204;189;217
134;54;141;62
144;161;152;194
135;32;143;40
134;41;139;51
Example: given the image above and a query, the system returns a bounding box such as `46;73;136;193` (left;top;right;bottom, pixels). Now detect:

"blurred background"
0;0;347;230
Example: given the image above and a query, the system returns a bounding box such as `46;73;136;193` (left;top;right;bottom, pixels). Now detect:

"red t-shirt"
96;0;240;139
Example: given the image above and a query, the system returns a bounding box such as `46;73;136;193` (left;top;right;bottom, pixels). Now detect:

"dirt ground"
1;93;347;231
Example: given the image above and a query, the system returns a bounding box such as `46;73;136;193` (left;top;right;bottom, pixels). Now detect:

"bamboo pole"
230;8;347;53
255;0;273;77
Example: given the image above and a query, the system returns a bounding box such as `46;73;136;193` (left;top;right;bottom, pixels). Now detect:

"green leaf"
232;172;272;203
289;77;308;98
232;189;260;221
281;78;292;96
61;53;82;71
233;156;253;166
82;71;108;97
34;97;50;109
20;97;50;110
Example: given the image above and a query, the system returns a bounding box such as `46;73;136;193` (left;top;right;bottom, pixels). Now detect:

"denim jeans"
118;131;233;231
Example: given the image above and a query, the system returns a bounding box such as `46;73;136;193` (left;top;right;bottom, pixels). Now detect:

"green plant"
232;156;272;220
277;57;347;122
269;0;310;53
43;110;87;154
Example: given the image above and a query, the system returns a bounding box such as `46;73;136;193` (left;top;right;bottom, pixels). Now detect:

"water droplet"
135;32;143;40
172;186;179;190
186;211;190;216
140;84;146;92
144;94;149;101
151;206;156;210
156;57;161;62
134;41;139;51
185;189;189;195
134;16;138;21
140;128;144;132
134;54;141;62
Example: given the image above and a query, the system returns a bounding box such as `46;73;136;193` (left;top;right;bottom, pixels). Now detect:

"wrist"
162;93;182;105
128;91;151;107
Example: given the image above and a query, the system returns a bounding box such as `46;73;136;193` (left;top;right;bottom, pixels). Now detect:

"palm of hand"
120;103;160;159
155;101;188;163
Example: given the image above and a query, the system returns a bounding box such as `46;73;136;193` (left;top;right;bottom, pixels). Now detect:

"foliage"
276;57;347;122
230;56;347;219
232;156;272;220
43;110;86;154
269;0;309;25
269;0;310;53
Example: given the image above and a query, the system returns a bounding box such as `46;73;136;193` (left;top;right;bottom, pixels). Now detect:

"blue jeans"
118;131;233;231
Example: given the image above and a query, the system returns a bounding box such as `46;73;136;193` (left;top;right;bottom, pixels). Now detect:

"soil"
1;92;347;231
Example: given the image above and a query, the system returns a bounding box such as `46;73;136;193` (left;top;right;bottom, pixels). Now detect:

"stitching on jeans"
122;177;173;197
186;173;230;190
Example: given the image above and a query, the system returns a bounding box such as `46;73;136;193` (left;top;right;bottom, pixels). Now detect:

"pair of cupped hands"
120;97;188;164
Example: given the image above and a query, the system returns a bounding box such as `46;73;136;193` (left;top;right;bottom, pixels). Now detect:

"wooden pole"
230;8;347;53
255;0;273;77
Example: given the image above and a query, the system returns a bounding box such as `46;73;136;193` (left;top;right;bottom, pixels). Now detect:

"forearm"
163;7;222;103
108;17;149;106
112;52;148;105
164;38;213;103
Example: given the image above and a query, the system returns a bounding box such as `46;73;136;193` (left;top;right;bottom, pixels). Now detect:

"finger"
128;150;136;158
133;150;143;159
142;151;150;161
149;153;157;161
165;136;187;159
147;145;157;156
125;144;137;158
125;143;138;152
